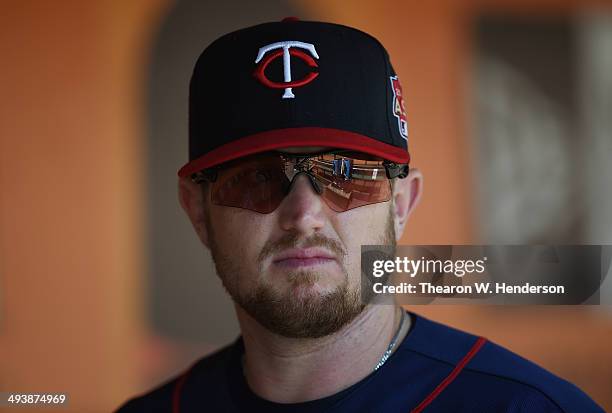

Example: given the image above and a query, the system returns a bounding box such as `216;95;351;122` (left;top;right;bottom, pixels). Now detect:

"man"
117;18;603;412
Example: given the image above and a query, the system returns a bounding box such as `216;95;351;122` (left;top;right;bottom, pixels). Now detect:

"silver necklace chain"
373;309;406;371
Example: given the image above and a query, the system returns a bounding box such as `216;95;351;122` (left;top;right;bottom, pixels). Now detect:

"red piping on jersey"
172;367;192;413
410;336;488;413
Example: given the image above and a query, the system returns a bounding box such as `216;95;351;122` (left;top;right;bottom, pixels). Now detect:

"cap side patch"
390;75;408;140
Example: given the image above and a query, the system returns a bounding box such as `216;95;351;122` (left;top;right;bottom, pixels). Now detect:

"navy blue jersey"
116;311;604;412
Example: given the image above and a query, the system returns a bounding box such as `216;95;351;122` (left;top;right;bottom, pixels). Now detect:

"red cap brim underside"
178;127;410;177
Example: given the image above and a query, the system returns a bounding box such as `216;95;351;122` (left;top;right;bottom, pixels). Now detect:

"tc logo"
253;41;319;99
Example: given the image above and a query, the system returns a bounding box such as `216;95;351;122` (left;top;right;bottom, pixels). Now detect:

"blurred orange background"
1;1;611;412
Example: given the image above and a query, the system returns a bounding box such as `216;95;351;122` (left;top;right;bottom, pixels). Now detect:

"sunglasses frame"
188;150;409;213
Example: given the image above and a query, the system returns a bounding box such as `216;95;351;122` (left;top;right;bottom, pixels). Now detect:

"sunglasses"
191;151;409;214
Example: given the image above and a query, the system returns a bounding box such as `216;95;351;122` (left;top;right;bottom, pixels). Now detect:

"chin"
285;282;337;301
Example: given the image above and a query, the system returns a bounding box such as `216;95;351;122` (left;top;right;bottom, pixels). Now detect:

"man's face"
182;148;418;339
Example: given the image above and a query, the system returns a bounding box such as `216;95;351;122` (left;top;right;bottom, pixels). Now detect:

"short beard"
241;277;362;338
204;201;397;339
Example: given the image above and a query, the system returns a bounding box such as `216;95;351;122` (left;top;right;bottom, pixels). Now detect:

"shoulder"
405;313;604;412
114;378;175;413
114;341;236;413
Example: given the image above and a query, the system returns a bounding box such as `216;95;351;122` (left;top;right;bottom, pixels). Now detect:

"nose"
277;173;326;234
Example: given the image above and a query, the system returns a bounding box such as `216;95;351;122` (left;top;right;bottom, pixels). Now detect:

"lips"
273;248;336;262
272;248;337;268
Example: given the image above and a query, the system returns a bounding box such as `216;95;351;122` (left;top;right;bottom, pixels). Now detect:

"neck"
235;303;410;403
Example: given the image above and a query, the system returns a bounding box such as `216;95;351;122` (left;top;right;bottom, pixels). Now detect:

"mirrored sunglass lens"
319;178;392;212
211;159;288;213
306;155;392;211
210;153;394;213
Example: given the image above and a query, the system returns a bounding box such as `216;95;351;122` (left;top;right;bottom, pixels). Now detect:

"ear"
391;168;423;241
178;176;211;248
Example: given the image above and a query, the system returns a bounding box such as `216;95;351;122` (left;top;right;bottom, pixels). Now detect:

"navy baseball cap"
178;17;410;178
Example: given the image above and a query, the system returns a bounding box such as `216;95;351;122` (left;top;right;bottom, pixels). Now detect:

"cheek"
209;207;271;260
335;204;391;246
334;203;392;272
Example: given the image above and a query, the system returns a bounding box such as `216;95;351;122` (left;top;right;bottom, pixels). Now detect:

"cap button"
282;16;300;22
